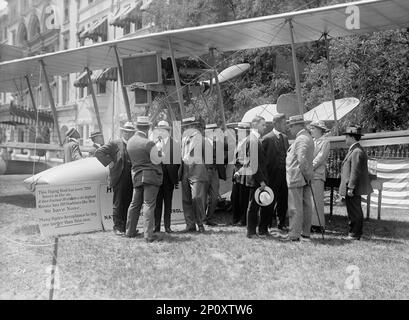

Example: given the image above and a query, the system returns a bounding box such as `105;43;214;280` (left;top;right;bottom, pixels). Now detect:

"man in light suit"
126;116;163;242
284;115;314;242
340;126;372;240
152;120;180;233
63;128;83;163
260;113;289;233
234;116;268;238
95;122;135;236
180;117;210;233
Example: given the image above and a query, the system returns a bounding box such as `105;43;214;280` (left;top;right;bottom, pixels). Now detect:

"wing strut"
25;75;37;114
288;19;304;117
113;45;132;121
168;36;185;119
209;48;226;130
324;33;339;135
85;67;105;144
39;60;63;146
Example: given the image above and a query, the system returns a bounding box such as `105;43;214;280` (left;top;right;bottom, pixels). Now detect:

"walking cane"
308;182;325;240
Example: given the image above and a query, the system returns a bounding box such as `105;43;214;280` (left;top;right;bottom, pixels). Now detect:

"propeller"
201;63;251;87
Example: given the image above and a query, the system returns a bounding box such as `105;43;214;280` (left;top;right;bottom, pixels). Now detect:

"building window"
123;23;131;35
63;33;70;50
97;81;106;94
62;75;69;104
64;0;70;22
11;30;16;45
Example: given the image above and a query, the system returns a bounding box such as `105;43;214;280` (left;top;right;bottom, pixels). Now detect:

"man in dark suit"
88;131;104;157
153;120;180;233
95;122;135;236
260;113;289;233
234;116;268;238
126;116;163;242
180;117;211;233
63;128;83;163
340;126;372;240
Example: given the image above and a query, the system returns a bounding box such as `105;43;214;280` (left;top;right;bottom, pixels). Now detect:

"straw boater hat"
89;130;103;139
136;116;151;127
309;120;329;132
343;126;364;137
181;116;201;127
66;127;79;138
287;115;308;126
120;121;136;131
254;186;274;207
155;120;171;130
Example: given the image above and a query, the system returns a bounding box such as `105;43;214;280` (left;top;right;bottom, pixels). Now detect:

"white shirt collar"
273;128;282;138
251;129;260;139
349;141;360;152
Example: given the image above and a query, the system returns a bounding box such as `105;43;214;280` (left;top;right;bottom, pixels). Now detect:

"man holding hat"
260;113;289;234
152;120;180;233
63;127;83;163
95;121;136;236
88;131;104;157
234;116;268;238
180;117;210;233
126;116;163;242
309;120;331;233
284;115;314;242
340;126;371;240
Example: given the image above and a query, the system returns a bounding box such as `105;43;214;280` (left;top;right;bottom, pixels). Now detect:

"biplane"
0;0;408;181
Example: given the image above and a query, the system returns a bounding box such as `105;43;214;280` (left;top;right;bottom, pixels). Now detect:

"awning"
0;104;54;126
74;70;104;88
110;1;142;28
97;67;118;81
79;18;108;41
0;44;25;62
140;0;153;11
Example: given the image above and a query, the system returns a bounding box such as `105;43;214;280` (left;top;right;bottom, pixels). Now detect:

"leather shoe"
280;235;300;242
182;227;197;233
153;228;160;233
198;225;205;233
165;227;173;233
113;229;125;236
247;233;259;239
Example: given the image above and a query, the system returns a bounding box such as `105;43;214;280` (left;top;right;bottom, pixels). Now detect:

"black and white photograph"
0;0;408;305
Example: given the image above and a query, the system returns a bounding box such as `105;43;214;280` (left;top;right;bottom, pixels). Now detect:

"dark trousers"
346;195;364;238
154;174;175;231
259;175;288;231
231;182;250;225
273;176;288;228
246;187;261;236
112;169;133;232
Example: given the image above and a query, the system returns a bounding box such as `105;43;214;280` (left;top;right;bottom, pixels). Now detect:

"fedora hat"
287;115;308;126
254;186;274;207
155;120;171;130
272;113;286;122
343;126;364;136
66;127;79;138
89;130;103;139
120;121;136;131
181;116;201;127
205;123;218;130
309;120;329;132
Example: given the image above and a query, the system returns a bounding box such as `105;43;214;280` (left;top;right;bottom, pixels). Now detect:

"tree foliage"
145;0;409;131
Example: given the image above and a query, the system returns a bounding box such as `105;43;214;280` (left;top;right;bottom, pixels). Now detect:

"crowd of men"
63;112;371;243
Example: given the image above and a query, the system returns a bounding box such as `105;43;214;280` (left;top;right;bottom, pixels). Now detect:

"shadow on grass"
326;214;409;241
0;194;35;208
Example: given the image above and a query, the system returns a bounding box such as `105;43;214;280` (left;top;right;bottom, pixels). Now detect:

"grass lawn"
1;175;408;299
